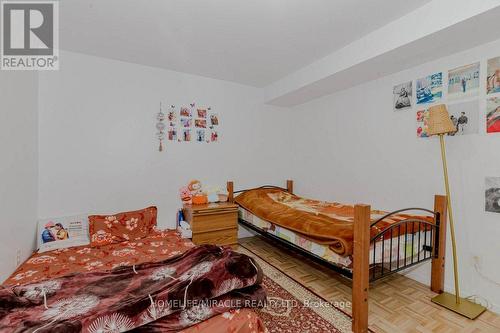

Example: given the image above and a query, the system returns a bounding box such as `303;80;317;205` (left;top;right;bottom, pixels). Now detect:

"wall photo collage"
155;103;220;151
394;56;500;137
393;55;500;214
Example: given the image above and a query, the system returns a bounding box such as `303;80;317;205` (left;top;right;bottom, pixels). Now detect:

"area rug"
237;247;352;333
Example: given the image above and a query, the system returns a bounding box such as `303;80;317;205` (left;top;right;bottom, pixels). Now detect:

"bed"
4;230;194;287
227;180;448;333
1;228;266;332
239;206;433;274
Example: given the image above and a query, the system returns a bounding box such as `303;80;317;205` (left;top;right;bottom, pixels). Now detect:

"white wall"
290;38;500;312
38;51;292;231
0;71;38;282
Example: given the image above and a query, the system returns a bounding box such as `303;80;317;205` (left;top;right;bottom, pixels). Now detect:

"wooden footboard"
352;195;447;333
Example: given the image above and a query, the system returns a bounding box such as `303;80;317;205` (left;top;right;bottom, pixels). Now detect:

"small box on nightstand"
182;202;238;246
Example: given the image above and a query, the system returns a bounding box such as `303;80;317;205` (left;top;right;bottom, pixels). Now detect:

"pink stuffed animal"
179;186;192;204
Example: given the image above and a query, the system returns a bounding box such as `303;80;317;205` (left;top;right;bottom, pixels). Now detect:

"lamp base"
431;292;486;319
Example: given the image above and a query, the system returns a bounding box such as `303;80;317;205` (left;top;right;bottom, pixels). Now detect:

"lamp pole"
438;134;460;304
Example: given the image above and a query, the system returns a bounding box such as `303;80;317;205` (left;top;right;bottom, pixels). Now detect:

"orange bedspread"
235;188;434;256
3;229;194;287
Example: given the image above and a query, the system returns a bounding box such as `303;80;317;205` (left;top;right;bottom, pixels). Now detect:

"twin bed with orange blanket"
1;218;265;332
228;180;448;333
235;186;437;275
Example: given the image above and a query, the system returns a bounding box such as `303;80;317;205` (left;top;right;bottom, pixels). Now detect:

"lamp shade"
427;104;457;136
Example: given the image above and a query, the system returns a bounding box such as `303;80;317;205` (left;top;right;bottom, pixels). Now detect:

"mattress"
3;229;195;286
239;207;432;271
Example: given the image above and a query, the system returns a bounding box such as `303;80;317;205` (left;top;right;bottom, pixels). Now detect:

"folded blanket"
0;245;265;332
236;188;433;256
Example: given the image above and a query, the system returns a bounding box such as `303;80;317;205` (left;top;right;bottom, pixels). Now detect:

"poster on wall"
487;97;500;133
416;72;443;105
485;177;500;214
448;62;480;100
447;101;479;136
487;56;500;95
416;109;430;138
393;81;412;111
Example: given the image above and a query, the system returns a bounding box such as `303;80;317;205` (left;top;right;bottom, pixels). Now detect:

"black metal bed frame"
236;186;441;282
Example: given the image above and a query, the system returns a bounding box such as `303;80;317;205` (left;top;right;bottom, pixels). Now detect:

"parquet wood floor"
237;236;500;333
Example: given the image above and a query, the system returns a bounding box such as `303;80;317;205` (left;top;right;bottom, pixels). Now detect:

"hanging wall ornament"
156;102;166;151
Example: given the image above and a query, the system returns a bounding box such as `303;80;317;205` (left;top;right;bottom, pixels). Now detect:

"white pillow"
37;215;90;253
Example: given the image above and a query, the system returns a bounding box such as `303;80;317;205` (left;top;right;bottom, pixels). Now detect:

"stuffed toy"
188;180;203;196
179;186;192;205
181;180;210;205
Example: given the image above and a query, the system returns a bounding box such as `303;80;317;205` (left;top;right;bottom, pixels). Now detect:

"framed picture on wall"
487;97;500;133
416;72;443;104
416;108;430;138
487;56;500;95
485;177;500;214
393;81;412;111
446;101;479;136
448;62;480;100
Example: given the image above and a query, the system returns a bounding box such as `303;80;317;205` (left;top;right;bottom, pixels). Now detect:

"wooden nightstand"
183;202;239;246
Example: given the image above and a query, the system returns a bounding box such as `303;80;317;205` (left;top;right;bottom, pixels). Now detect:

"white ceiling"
264;1;500;106
60;0;432;87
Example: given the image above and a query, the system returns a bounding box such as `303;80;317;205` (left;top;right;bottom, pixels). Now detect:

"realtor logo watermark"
1;1;59;70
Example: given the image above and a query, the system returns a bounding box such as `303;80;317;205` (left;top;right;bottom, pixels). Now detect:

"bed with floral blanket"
4;230;193;287
1;231;266;333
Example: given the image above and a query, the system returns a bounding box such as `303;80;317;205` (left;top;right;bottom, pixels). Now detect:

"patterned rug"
237;247;352;333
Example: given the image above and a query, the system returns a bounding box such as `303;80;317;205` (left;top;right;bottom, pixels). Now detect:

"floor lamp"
427;104;486;319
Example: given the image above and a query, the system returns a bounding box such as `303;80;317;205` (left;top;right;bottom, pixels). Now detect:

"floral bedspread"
3;229;195;287
0;245;266;332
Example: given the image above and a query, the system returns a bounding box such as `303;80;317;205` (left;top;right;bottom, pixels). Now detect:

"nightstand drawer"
192;228;237;246
190;211;238;233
